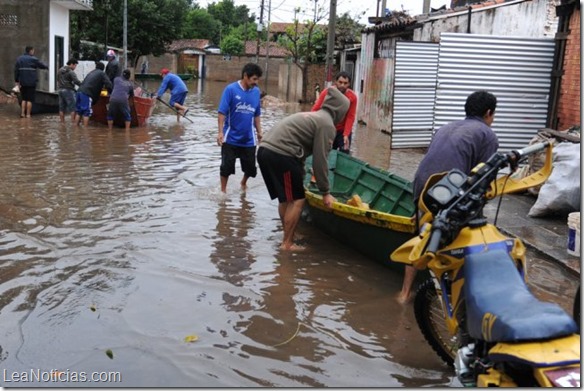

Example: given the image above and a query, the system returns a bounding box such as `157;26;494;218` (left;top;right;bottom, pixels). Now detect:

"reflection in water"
0;80;574;387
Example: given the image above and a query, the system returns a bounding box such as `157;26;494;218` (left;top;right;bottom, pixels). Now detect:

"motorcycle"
391;141;580;387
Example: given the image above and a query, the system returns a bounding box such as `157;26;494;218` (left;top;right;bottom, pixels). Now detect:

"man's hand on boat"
323;193;336;208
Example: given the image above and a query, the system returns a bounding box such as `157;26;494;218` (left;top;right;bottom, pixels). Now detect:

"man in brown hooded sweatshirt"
257;87;350;251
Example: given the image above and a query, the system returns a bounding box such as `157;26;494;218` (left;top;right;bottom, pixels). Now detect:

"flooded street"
0;80;577;387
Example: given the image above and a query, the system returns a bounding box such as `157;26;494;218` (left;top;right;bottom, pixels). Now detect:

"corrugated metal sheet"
434;33;555;151
391;41;439;148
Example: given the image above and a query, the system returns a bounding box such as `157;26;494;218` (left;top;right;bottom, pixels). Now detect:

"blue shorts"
75;92;92;117
169;91;187;107
107;100;131;122
58;88;76;113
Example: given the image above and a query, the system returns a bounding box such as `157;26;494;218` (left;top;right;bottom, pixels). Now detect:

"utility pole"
255;0;265;63
324;0;337;86
123;0;127;68
264;0;272;94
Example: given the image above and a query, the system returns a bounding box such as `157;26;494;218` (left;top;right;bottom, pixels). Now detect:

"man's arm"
217;113;226;146
342;91;358;149
311;89;327;112
254;115;262;142
156;77;169;97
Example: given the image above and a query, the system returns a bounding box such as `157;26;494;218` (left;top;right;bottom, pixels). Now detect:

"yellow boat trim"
305;190;417;234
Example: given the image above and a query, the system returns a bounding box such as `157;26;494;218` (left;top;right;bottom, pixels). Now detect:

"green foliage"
228;23;258;43
183;8;222;43
71;0;191;67
220;35;244;55
335;12;365;47
277;21;327;64
207;0;255;31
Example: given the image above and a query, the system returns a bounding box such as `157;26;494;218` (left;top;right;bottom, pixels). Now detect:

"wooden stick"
156;96;194;123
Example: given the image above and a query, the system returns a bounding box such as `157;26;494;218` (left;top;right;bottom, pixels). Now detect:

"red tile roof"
167;39;209;52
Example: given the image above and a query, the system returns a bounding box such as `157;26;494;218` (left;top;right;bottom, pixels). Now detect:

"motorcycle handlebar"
510;140;552;160
426;228;442;254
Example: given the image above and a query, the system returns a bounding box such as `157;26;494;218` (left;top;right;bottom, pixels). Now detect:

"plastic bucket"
567;212;580;256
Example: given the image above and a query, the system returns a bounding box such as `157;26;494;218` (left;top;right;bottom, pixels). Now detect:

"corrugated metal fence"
391;33;555;151
392;41;439;147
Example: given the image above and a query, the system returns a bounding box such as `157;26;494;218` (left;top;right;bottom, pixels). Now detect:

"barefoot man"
257;87;349;251
217;63;263;193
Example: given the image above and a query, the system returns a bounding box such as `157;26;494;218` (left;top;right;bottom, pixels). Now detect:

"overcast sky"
197;0;451;24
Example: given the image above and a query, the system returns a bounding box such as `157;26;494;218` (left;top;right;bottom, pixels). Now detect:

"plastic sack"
528;142;581;217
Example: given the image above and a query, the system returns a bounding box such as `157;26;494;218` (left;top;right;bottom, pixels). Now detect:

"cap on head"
106;49;116;58
160;68;170;76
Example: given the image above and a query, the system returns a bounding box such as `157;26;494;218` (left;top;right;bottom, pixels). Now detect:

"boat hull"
91;91;157;128
303;150;417;267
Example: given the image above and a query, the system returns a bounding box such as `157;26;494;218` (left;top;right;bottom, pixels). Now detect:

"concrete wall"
49;2;70;91
0;0;51;91
414;0;559;42
557;8;581;130
204;54;286;85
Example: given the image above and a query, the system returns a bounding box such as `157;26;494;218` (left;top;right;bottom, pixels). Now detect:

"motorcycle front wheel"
414;279;458;366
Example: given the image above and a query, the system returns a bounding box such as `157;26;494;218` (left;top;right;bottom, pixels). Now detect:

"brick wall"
557;8;581;130
306;64;328;104
204;54;287;86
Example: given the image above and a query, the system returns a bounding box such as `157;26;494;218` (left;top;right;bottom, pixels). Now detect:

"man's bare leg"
240;174;250;191
397;265;417;304
220;175;228;193
280;199;306;251
26;101;32;117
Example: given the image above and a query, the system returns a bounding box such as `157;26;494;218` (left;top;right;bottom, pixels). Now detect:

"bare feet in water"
396;292;412;305
280;243;306;251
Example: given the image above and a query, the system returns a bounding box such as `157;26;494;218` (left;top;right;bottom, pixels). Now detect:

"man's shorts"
107;100;131;122
220;143;257;178
169;91;187;107
58;88;76;113
20;86;36;102
75;92;92;117
257;146;305;203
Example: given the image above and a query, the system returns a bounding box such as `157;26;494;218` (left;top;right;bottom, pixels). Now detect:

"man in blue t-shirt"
217;63;263;193
156;68;189;122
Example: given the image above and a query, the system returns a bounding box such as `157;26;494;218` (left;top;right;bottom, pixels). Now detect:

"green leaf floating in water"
105;349;114;359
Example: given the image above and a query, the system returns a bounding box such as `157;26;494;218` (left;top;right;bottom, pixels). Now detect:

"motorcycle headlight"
423;169;468;213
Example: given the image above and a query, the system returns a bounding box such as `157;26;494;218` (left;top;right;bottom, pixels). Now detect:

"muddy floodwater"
0;80;577;387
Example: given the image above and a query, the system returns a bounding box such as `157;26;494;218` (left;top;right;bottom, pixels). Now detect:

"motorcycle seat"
464;250;578;342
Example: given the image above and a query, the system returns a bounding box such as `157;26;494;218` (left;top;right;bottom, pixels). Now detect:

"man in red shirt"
311;71;358;153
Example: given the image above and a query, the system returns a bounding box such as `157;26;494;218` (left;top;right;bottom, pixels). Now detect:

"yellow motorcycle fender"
390;228;431;268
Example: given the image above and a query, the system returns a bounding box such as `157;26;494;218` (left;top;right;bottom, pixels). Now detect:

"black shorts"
220;143;257;178
20;86;36;102
257;146;305;203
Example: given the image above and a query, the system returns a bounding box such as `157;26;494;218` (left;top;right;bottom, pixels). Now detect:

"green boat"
303;150;417;267
135;73;193;81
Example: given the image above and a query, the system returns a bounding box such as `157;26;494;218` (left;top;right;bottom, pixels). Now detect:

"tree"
335;12;365;48
71;0;192;67
220;35;244;55
207;0;255;31
276;1;329;102
183;8;222;43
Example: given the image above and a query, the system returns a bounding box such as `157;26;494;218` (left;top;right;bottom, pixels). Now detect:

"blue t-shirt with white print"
217;81;261;147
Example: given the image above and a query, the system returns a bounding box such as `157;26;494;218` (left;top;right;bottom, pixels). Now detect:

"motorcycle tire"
414;279;458;366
